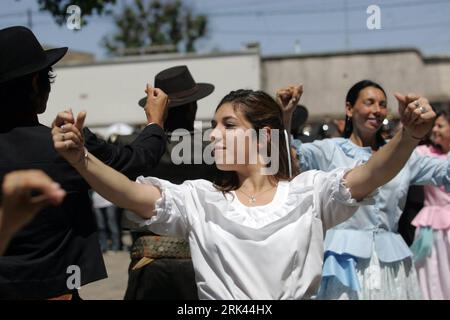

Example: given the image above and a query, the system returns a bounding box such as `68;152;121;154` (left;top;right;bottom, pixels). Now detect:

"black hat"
138;65;214;108
0;26;68;84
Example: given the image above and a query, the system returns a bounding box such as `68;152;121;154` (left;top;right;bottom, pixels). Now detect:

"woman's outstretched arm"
345;93;436;201
278;84;435;201
52;86;168;219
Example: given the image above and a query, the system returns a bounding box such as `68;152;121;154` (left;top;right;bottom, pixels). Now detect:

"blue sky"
1;0;450;58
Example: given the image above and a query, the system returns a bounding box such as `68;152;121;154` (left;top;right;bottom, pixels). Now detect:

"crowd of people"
1;25;449;300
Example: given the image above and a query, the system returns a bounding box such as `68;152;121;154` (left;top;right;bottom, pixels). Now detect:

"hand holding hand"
395;93;435;141
52;111;87;166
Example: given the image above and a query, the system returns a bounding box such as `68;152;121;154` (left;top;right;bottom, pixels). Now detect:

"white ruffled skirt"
318;248;423;300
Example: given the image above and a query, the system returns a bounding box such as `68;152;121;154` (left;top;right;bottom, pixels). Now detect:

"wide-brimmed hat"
138;65;214;108
0;26;68;84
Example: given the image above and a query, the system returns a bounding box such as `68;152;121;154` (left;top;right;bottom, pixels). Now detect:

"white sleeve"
126;176;193;239
313;167;376;230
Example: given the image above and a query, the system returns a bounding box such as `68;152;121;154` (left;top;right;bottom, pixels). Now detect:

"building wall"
425;60;450;102
262;50;450;120
44;46;95;65
41;51;260;129
41;49;450;130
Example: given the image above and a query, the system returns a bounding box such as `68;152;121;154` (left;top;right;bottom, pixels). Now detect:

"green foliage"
102;0;208;56
36;0;117;25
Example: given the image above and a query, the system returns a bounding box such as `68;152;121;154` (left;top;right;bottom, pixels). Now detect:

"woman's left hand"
395;93;436;140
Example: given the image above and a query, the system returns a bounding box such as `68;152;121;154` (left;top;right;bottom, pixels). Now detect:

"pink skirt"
414;228;450;300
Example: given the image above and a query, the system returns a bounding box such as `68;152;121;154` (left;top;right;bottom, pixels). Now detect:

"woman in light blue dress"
279;80;450;299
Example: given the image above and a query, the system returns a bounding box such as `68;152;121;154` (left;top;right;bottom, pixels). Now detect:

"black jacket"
0;123;165;299
146;130;219;184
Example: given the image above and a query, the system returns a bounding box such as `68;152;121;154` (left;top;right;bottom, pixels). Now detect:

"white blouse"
127;168;372;299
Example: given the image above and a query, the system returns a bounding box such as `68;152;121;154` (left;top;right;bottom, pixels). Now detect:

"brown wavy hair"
213;89;299;193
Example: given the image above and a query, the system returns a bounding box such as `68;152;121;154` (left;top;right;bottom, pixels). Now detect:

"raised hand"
276;85;303;113
52;111;87;166
143;84;169;128
395;93;436;140
276;85;304;133
51;108;75;129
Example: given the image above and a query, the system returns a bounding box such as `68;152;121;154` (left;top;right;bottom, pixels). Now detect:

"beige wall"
425;61;450;102
41;51;260;129
40;49;450;129
262;50;450;120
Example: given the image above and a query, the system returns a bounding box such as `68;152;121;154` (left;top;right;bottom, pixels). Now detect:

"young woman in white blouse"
52;85;434;299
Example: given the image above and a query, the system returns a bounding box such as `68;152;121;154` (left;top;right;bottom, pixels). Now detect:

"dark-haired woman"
54;84;434;299
280;81;450;299
410;107;450;299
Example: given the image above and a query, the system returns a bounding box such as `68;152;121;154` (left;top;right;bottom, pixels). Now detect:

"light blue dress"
292;137;450;299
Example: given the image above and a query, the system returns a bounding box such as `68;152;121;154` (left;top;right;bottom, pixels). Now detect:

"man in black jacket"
0;26;167;299
124;65;217;300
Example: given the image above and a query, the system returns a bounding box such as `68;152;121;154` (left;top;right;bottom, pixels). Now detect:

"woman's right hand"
52;111;87;167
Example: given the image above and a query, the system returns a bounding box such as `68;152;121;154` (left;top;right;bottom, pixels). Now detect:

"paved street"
80;235;132;300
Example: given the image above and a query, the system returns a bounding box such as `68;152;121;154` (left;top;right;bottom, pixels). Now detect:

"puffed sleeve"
125;176;194;239
408;149;450;191
312;168;376;230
